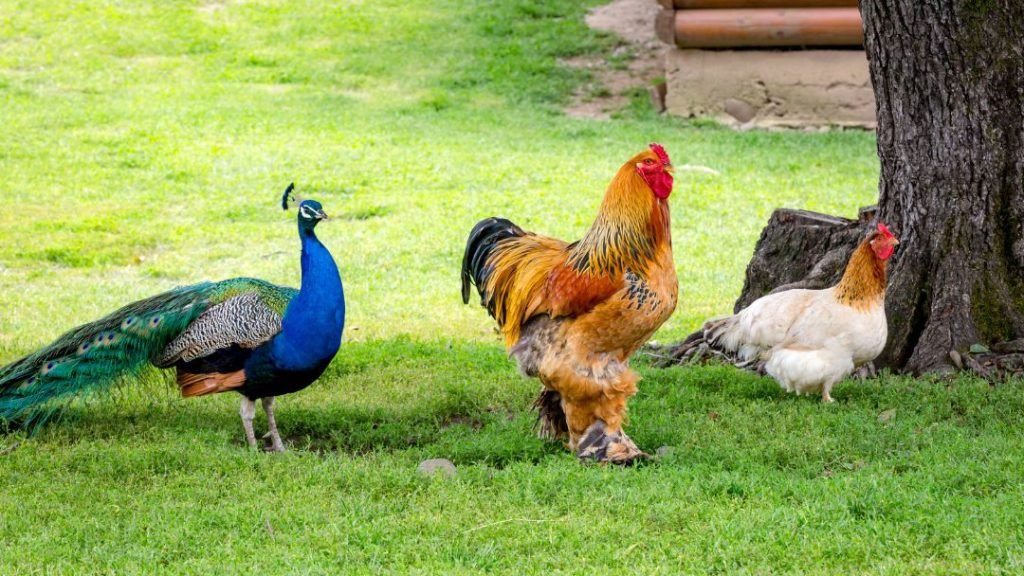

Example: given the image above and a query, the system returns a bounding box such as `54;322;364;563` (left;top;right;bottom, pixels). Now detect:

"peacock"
0;185;345;451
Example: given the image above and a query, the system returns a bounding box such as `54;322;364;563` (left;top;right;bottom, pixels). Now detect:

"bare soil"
563;0;667;120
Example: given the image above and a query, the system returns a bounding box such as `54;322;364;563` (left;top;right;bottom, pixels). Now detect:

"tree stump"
731;206;875;312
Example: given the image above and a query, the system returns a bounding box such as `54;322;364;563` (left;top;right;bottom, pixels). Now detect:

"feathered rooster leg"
532;388;569;441
240;397;257;448
545;361;647;464
261;396;286;453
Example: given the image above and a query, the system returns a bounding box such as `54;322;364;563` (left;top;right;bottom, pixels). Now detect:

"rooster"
704;223;899;402
461;144;677;464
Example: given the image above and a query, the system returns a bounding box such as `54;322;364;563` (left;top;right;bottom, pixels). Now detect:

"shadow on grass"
9;339;567;467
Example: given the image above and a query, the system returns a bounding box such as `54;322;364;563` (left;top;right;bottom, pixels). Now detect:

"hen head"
869;223;899;260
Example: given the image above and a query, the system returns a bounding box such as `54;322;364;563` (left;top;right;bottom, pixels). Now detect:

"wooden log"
671;8;864;48
662;0;858;8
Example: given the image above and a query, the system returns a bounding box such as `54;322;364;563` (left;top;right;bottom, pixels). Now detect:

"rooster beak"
665;164;674;176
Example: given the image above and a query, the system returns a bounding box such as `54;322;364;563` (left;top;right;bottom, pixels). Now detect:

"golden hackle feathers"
834;232;890;310
567;149;671;279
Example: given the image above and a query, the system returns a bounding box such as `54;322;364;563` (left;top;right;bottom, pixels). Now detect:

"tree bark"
862;0;1024;372
657;0;1024;376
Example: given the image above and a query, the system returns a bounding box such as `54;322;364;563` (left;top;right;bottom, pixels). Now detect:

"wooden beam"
672;0;858;8
672;8;864;48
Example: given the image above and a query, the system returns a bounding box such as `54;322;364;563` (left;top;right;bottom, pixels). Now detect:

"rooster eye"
643;159;655;166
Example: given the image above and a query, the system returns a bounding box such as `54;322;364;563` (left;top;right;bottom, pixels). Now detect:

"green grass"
2;0;1021;574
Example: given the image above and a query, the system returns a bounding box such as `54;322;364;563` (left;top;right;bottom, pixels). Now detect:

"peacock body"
0;188;344;450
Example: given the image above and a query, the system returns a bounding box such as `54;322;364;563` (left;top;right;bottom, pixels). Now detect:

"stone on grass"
418;458;456;478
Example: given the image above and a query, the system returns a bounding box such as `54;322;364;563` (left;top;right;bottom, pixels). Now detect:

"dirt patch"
563;0;667;120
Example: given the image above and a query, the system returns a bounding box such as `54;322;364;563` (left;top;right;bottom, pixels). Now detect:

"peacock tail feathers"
0;278;297;429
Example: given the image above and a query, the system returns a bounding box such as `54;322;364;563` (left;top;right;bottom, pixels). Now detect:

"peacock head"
281;183;328;231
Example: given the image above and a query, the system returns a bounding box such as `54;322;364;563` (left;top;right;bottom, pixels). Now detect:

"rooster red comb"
649;143;670;165
877;222;895;239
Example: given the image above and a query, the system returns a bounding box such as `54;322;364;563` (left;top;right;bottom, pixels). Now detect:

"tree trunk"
862;0;1024;372
657;0;1024;376
729;207;875;312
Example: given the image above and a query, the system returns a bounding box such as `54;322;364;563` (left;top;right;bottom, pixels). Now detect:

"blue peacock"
0;185;345;451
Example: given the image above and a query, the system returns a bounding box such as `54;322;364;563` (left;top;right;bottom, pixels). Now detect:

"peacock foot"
575;420;649;465
260;396;286;452
261;430;286;453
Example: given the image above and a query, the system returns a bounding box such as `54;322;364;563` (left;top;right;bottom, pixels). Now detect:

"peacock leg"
240;397;257;448
261;396;286;453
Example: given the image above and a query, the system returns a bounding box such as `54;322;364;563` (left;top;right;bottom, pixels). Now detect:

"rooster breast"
566;244;678;358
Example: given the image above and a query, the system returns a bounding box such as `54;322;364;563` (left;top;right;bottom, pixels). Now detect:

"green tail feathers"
0;283;216;429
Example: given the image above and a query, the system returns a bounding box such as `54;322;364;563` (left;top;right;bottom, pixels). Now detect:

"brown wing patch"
546;263;623;318
177;369;247;397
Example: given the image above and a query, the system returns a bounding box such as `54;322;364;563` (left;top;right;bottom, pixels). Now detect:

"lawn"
2;1;1022;574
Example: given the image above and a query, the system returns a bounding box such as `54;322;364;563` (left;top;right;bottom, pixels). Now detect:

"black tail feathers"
460;217;525;307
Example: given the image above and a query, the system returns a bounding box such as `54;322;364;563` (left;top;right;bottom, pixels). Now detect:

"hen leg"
821;379;837;403
240;397;257;448
261;396;286;453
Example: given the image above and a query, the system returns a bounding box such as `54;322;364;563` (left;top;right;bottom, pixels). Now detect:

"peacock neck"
271;226;345;372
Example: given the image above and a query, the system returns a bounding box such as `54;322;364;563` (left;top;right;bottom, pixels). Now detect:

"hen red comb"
649;143;670;165
877;222;895;238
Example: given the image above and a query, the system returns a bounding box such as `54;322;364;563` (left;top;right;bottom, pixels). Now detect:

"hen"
462;144;677;463
704;223;898;402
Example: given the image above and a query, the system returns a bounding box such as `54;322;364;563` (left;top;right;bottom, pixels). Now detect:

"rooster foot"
576;420;649;465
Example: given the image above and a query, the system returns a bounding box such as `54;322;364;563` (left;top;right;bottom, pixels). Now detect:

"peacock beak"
315;209;329;221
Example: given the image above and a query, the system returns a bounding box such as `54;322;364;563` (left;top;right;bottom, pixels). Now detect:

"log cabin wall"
655;0;876;128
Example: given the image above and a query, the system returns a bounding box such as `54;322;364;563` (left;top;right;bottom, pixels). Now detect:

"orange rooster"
461;144;677;464
704;223;899;402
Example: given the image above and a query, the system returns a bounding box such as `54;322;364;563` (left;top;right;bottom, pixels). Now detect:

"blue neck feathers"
271;224;345;372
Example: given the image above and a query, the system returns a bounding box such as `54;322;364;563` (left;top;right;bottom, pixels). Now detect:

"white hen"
705;223;898;402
